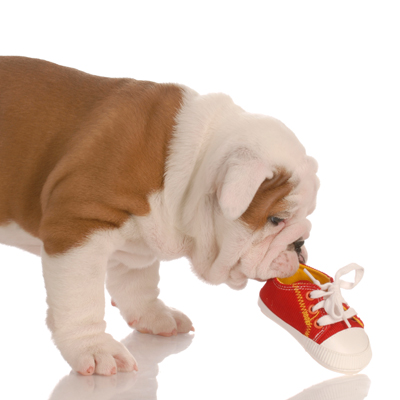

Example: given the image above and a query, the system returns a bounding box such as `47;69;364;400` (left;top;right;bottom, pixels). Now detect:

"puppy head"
235;164;314;280
187;113;319;290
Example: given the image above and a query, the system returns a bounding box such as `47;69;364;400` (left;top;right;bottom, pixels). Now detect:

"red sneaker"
258;263;372;374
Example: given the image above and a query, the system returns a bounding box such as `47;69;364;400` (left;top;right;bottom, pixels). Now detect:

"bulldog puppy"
0;57;319;375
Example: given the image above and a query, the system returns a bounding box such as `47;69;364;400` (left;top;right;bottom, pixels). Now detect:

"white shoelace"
304;263;364;328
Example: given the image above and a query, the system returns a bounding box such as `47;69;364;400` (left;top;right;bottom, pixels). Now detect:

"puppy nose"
294;239;305;251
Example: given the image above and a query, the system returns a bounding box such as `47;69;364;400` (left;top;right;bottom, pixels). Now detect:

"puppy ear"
217;149;273;220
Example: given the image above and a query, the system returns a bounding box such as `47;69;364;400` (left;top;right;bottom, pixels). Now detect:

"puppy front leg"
106;261;194;336
42;238;137;376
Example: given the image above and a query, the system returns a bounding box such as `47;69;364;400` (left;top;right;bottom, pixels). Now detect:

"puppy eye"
268;216;284;226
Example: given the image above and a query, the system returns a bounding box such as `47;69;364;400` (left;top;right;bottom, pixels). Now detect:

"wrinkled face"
183;112;320;290
193;151;319;290
236;164;317;283
240;168;309;273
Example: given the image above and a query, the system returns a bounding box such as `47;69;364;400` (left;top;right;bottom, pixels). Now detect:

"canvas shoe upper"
258;263;372;374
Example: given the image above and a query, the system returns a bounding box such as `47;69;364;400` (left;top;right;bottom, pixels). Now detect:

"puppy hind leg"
106;261;194;336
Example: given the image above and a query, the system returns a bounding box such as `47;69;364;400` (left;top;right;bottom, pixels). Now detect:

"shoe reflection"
48;331;194;400
287;374;371;400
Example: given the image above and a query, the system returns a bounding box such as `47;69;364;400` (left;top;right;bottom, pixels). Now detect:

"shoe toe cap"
321;327;370;355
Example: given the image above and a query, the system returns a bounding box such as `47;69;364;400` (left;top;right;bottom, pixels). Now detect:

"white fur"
0;222;42;256
0;86;319;374
41;228;139;375
160;87;319;288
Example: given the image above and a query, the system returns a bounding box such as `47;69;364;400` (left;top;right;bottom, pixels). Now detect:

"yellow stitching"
310;311;319;323
352;316;364;327
294;284;312;337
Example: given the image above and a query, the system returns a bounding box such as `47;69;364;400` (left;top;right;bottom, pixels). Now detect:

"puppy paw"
58;332;138;376
126;300;194;336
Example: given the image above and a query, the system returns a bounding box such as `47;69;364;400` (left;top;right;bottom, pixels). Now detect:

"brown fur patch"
0;56;183;255
240;168;294;231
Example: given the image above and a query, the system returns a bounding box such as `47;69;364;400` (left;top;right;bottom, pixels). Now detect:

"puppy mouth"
254;238;305;282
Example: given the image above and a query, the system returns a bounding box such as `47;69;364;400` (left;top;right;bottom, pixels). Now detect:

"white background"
0;1;399;399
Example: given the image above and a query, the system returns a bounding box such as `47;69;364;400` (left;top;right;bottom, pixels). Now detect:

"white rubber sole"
258;298;372;375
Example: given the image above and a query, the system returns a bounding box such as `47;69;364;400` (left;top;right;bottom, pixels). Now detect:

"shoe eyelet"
314;320;323;329
306;291;314;301
308;305;318;314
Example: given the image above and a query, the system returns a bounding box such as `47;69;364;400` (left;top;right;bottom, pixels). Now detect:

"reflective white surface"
1;1;399;399
0;251;397;399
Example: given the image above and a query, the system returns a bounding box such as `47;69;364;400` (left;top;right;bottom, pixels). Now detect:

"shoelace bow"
303;263;364;328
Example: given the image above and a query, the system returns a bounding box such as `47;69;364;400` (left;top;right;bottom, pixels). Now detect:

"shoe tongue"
302;267;332;286
279;266;329;286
